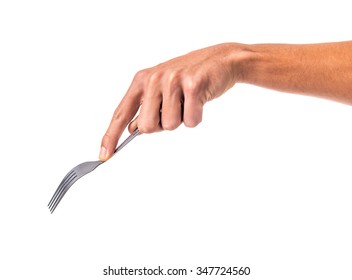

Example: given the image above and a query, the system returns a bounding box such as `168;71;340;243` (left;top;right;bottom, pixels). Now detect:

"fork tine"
48;173;77;213
48;171;77;210
48;171;77;212
49;183;73;213
48;169;75;208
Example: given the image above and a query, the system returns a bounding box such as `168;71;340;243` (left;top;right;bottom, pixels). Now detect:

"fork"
48;129;140;213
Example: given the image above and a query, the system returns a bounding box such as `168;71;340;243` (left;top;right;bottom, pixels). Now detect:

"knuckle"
133;69;149;82
166;70;181;89
183;75;202;96
112;110;129;124
143;71;163;95
148;71;163;85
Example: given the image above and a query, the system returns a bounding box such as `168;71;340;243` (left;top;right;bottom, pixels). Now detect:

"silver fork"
48;129;140;213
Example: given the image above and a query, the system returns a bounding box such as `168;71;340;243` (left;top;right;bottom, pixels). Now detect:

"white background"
0;0;351;279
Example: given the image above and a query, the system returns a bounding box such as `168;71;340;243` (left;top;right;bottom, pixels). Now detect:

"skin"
99;41;352;161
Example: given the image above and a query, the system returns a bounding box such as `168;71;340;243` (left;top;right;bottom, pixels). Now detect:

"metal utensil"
48;129;140;213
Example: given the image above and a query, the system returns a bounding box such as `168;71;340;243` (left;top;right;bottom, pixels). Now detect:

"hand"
100;41;352;160
99;43;245;160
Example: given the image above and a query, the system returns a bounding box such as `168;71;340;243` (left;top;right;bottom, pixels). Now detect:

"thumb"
128;117;139;134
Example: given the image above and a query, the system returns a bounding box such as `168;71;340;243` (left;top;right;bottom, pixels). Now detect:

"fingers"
182;77;204;128
101;66;206;161
100;86;142;161
127;75;203;136
138;73;163;133
161;77;183;131
128;84;202;134
183;95;203;128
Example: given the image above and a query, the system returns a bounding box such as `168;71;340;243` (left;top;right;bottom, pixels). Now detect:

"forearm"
236;41;352;104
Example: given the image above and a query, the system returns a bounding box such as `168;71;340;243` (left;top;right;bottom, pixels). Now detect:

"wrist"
226;43;261;84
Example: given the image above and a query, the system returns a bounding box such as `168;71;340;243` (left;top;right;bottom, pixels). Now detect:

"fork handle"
112;129;140;157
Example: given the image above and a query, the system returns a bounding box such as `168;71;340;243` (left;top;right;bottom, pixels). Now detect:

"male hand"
99;43;245;160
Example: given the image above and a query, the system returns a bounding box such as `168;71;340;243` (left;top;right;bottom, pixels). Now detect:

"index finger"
100;83;142;161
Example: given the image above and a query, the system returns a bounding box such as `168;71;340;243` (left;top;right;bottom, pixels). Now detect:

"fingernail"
99;146;107;160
